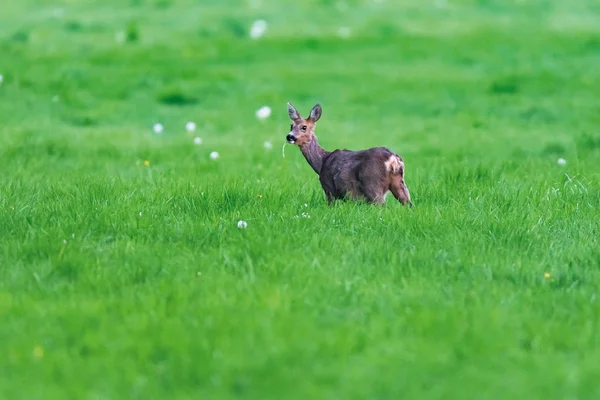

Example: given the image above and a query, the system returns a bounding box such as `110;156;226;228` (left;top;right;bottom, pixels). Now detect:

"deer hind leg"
390;175;412;206
368;191;388;205
359;184;387;204
324;191;335;204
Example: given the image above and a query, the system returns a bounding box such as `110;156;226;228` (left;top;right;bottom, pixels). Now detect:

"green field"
2;0;600;398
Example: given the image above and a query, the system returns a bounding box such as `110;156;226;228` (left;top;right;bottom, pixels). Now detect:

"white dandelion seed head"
0;74;3;84
186;121;196;132
115;31;126;44
153;123;163;134
210;151;220;160
248;0;262;9
237;220;248;229
52;8;65;18
71;233;75;238
250;19;267;39
63;239;67;245
338;27;351;39
139;212;142;217
264;140;273;150
194;136;203;145
256;105;271;120
557;158;567;166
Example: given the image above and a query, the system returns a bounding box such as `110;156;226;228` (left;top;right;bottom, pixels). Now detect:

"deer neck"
299;137;328;175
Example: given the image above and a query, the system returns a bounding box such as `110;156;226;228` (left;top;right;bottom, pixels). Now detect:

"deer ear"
309;104;322;122
287;102;300;120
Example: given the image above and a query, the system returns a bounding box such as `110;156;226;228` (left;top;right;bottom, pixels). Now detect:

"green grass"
2;0;600;398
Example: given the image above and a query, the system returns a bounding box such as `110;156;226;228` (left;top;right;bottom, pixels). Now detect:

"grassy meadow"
1;0;600;398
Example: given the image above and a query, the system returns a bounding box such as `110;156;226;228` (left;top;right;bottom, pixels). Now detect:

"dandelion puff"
264;140;273;150
435;0;447;8
337;27;351;39
210;151;219;160
153;123;163;134
139;212;142;217
237;220;248;229
186;121;196;132
115;30;126;44
52;7;65;18
62;239;67;245
250;20;267;39
0;74;4;84
557;158;567;166
194;137;203;145
256;106;271;120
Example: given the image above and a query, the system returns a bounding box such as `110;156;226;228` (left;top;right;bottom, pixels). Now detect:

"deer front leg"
319;175;337;205
359;181;387;205
390;176;412;206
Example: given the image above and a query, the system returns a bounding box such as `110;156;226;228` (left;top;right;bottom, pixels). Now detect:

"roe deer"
285;102;412;206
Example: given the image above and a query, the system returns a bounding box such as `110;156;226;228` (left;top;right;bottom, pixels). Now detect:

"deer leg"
360;184;387;205
390;176;412;206
319;175;338;205
324;190;335;204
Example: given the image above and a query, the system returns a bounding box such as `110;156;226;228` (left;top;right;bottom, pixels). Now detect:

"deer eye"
301;125;307;131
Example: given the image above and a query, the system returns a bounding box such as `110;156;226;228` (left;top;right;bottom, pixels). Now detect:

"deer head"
286;102;322;146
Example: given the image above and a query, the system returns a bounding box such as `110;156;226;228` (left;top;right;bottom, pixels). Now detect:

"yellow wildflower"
33;345;44;359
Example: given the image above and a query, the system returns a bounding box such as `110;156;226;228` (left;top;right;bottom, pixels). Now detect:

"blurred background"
1;2;600;398
1;0;598;171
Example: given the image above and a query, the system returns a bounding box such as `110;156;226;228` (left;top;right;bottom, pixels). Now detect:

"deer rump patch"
384;155;404;175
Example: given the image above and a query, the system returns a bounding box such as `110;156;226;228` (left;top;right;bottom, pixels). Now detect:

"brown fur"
286;102;412;206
